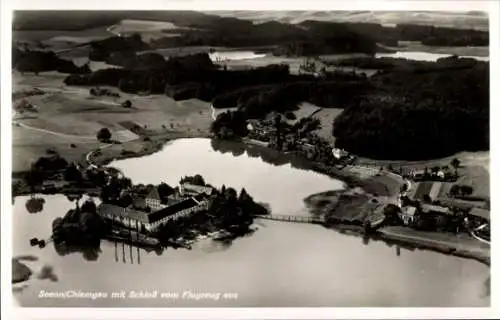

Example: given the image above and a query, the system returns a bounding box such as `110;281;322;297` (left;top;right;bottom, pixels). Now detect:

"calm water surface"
376;51;489;62
209;51;267;62
13;139;489;307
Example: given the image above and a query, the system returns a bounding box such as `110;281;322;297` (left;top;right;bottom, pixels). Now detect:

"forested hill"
333;57;489;160
13;11;489;53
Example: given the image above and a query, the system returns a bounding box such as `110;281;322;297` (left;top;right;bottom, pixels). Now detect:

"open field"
12;125;98;172
355;151;489;202
292;102;322;121
312;108;344;144
107;19;191;41
13;27;110;52
222;54;305;74
456;165;490;199
12;72;213;173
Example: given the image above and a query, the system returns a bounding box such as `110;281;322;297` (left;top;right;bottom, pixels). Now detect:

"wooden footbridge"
255;214;325;224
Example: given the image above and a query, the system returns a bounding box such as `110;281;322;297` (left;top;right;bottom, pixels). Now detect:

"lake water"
375;51;489;62
12;138;489;307
209;51;267;62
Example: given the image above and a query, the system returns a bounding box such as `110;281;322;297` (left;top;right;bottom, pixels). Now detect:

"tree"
383;204;401;224
97;128;112;142
119;177;133;190
460;185;473;196
449;184;460;197
64;163;83;182
225;187;238;203
400;183;408;193
81;199;97;214
26;166;44;191
363;220;372;235
435;215;449;232
121;100;132;108
25;197;45;214
194;174;205;186
451;158;460;176
423;167;429;177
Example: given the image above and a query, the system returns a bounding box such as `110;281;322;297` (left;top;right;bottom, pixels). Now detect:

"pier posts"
122;240;126;264
129;241;133;264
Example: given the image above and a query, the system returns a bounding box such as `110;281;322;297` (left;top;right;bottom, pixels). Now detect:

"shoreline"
13;134;490;266
325;223;490;266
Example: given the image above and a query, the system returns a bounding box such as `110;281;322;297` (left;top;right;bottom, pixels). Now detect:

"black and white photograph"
1;0;497;318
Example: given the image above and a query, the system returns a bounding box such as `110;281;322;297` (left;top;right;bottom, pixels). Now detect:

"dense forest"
88;34;152;62
58;47;490;161
12;48;91;74
211;56;489;160
333;58;489;160
325;55;481;72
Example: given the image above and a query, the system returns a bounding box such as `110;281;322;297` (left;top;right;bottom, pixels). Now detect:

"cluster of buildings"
397;169;490;234
399;203;453;226
97;183;215;233
399;202;489;230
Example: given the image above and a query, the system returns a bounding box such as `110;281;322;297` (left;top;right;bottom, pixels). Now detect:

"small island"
20;159;269;254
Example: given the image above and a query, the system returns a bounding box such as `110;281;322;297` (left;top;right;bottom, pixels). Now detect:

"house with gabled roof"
145;186;164;211
399;206;418;225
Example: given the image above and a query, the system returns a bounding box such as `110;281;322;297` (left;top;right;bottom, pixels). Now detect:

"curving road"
470;224;490;245
13;120;96;140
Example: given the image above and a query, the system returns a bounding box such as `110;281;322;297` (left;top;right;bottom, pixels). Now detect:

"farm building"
420;203;452;216
399;206;417;225
409;181;449;202
332;148;349;160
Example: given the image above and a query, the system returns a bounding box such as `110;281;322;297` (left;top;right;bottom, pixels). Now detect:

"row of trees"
449;184;474;197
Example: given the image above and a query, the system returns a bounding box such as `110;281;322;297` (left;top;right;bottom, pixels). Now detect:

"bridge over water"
255;214;386;229
255;214;325;224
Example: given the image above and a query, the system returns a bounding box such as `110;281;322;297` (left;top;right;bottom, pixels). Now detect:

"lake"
12;138;490;307
209;51;267;62
375;51;489;62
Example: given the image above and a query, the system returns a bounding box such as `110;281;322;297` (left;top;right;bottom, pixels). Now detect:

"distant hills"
208;11;489;31
12;10;489;59
13;10;488;32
